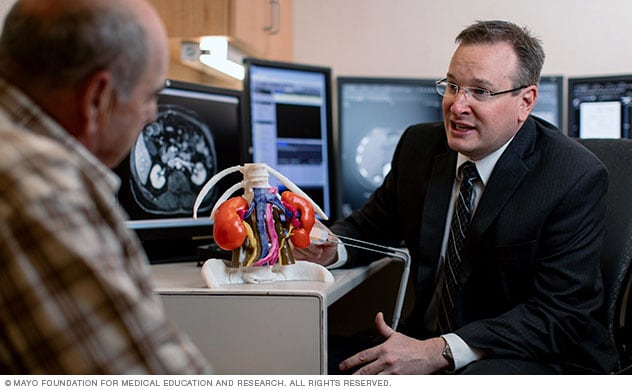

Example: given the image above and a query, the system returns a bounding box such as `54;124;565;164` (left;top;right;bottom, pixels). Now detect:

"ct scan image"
128;104;218;215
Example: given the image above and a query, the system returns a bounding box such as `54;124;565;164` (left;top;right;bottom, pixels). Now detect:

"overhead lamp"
196;36;245;80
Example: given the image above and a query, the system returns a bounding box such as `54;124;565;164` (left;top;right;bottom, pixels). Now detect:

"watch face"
443;344;453;358
129;104;217;215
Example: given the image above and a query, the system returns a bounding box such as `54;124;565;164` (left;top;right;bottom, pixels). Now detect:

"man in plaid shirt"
0;0;212;373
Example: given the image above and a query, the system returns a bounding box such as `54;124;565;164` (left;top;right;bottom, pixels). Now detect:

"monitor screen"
532;75;563;128
337;76;443;216
243;58;336;221
113;80;245;262
568;74;632;138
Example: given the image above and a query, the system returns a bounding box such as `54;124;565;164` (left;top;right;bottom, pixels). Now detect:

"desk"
151;259;396;374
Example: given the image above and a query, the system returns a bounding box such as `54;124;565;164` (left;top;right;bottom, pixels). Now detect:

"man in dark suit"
296;20;617;374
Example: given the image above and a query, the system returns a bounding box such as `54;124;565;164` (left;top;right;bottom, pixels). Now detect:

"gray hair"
455;20;545;88
0;1;147;101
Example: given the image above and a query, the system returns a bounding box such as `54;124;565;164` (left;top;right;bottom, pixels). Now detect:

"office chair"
577;138;632;373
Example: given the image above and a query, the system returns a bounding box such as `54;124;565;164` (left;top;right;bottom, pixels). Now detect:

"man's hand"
339;312;450;374
292;220;339;267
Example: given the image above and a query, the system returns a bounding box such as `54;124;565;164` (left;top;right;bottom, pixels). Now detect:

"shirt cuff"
442;332;485;371
326;242;348;269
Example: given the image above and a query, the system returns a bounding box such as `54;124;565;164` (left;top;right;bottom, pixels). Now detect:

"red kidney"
213;196;249;250
281;191;315;248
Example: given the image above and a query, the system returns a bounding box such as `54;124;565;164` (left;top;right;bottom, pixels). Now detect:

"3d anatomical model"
193;163;334;287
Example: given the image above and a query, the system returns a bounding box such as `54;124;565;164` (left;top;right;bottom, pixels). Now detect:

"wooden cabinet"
149;0;292;61
229;0;292;61
148;0;231;38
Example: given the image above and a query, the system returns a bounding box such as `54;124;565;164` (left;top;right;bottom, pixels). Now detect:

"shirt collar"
455;137;514;186
0;77;120;191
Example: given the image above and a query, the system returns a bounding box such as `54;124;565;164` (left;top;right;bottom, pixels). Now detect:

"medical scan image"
354;126;402;189
128;104;218;215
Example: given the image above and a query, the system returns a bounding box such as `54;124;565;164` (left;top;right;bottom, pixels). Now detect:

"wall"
292;0;632;79
292;0;632;130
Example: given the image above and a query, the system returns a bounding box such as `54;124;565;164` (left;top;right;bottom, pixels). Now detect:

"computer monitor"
113;79;245;262
243;58;336;221
532;75;563;128
568;74;632;138
337;76;443;216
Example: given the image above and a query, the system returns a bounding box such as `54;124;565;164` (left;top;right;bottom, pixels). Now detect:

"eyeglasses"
435;78;529;102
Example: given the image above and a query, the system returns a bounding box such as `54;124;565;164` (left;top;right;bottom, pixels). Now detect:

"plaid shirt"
0;78;212;374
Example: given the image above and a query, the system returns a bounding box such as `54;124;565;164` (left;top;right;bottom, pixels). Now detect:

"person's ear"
518;85;538;122
75;70;115;151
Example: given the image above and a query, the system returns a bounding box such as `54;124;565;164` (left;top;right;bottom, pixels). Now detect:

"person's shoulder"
1;120;70;165
0;119;83;196
531;116;606;171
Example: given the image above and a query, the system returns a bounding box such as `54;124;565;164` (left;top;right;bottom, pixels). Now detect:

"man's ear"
518;85;538;122
75;70;115;151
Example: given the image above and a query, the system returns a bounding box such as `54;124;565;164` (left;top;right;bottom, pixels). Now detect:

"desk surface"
150;259;396;374
151;258;393;305
151;258;392;305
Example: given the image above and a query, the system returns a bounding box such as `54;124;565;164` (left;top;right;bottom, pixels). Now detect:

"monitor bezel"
567;74;632;138
242;57;338;222
534;75;564;128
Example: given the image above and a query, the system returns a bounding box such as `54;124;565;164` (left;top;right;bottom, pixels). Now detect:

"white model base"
201;258;334;288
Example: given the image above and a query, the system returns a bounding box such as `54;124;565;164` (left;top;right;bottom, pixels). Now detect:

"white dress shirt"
435;140;513;370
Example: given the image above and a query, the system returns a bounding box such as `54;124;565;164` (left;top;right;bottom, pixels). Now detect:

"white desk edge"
151;258;395;305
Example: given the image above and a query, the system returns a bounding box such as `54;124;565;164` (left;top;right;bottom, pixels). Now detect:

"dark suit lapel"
420;151;457;263
456;119;537;285
467;118;537;246
468;154;529;238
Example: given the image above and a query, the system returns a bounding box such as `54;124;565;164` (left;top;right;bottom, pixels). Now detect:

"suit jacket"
332;117;618;373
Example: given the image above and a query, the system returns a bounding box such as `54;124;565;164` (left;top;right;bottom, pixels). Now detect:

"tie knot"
460;161;479;184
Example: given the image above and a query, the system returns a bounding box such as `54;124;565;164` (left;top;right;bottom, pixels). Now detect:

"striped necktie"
438;161;480;333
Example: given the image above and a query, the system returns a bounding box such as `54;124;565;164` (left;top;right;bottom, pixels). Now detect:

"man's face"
95;19;168;168
97;63;166;168
441;42;535;161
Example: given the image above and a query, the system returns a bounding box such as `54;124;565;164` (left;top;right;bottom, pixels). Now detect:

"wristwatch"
441;337;456;371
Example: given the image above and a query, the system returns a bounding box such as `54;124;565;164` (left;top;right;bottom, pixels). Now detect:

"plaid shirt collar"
0;76;120;192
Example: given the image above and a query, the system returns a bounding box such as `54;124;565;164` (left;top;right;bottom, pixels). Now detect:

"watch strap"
441;336;456;371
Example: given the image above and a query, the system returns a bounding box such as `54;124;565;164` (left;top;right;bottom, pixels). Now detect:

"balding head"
0;0;169;167
0;0;167;101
